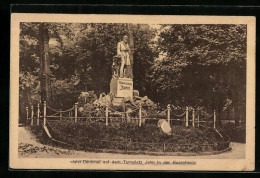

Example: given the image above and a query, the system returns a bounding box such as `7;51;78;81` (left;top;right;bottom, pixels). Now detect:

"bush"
40;120;227;152
221;122;246;143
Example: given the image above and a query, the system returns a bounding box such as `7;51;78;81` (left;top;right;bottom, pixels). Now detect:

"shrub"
221;122;246;143
41;120;227;153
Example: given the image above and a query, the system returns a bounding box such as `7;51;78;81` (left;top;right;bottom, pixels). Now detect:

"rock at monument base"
111;97;124;106
78;91;97;106
98;93;111;104
90;93;112;107
157;119;172;135
141;96;148;101
133;90;139;97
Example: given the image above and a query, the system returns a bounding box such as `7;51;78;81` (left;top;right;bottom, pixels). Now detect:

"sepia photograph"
10;14;255;171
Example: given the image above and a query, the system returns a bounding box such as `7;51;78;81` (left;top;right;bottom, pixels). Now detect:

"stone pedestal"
110;77;133;99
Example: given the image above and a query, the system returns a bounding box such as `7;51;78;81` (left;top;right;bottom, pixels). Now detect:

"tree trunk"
19;86;29;124
39;23;51;104
127;23;134;79
217;107;222;127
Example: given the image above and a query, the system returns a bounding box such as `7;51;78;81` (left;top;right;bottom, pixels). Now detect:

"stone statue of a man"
117;34;131;78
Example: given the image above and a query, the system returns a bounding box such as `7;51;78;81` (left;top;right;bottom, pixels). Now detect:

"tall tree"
39;23;51;103
127;23;134;79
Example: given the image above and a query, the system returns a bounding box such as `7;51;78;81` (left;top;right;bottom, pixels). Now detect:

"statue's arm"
127;44;130;53
117;42;121;56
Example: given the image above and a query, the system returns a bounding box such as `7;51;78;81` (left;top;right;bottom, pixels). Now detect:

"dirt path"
18;126;245;159
19;125;43;147
18;126;80;158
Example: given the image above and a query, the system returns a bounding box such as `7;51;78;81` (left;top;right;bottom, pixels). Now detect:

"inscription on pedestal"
110;78;133;98
117;80;133;98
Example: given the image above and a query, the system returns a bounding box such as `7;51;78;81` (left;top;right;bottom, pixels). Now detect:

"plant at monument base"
42;120;226;153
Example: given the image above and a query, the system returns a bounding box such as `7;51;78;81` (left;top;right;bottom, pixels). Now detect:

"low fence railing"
26;101;218;129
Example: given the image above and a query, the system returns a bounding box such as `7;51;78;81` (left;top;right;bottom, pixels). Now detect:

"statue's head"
122;33;129;43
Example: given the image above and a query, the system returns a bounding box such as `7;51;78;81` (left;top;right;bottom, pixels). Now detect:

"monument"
110;34;133;100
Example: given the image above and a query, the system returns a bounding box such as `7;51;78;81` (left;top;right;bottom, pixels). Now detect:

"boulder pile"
77;90;166;118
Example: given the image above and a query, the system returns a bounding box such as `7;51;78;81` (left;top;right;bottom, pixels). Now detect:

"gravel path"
18;126;245;159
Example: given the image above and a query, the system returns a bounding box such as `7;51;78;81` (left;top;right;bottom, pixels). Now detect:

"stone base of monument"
110;77;133;99
111;97;124;107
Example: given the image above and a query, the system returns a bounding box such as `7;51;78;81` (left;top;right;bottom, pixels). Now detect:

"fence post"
60;109;62;121
105;102;109;126
26;106;29;120
71;105;74;117
43;101;46;127
31;105;34;126
214;110;216;129
71;105;74;122
197;112;200;128
139;102;142;127
37;103;40;125
167;104;170;125
192;109;195;128
185;107;189;127
75;103;78;124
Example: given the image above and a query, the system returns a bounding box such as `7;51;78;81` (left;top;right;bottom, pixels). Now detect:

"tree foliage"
19;23;246;121
19;23;158;110
151;24;246;114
